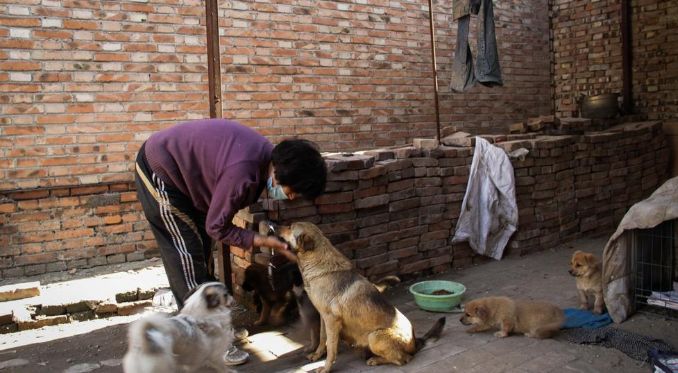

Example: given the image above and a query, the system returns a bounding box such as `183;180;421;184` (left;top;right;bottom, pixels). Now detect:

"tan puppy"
278;222;445;373
123;282;236;373
568;250;605;314
460;296;564;339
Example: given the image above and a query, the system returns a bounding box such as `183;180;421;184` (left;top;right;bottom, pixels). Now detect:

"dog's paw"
593;306;603;314
307;351;324;362
579;304;590;310
494;331;508;338
366;357;380;366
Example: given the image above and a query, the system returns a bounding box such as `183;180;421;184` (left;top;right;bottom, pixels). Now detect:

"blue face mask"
267;176;289;200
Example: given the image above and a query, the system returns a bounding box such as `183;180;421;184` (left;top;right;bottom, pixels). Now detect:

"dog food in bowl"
409;280;465;312
431;289;454;295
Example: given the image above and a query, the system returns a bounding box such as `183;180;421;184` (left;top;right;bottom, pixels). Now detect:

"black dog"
291;282;321;352
242;258;301;326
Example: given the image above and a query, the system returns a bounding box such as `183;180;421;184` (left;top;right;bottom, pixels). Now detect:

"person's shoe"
223;345;249;366
234;327;249;341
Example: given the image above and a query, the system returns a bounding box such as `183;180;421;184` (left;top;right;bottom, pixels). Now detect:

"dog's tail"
373;275;401;293
532;320;563;339
414;317;446;352
128;314;173;354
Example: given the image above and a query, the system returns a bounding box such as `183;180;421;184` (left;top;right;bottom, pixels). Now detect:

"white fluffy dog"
123;282;236;373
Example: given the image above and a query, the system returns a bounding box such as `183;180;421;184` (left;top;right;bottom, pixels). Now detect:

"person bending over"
134;118;326;365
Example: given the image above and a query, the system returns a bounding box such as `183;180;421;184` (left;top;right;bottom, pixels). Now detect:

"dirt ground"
1;236;677;373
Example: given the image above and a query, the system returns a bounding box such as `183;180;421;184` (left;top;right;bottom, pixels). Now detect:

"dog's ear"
204;287;222;309
475;304;488;320
297;232;314;252
583;252;597;266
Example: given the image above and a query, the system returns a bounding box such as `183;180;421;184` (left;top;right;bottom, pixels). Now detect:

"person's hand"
253;234;288;251
253;234;297;263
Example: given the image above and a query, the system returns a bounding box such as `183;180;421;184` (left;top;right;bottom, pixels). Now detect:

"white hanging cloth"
452;137;518;260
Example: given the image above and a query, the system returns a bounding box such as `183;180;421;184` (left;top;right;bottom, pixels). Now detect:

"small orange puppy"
460;296;564;339
568;250;605;314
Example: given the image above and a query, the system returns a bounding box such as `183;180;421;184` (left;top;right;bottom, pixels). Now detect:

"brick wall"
631;1;678;121
0;0;551;193
224;0;552;145
551;0;678;120
1;0;210;192
0;182;156;278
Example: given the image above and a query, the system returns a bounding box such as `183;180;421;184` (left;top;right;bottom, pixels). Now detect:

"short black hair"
271;139;327;200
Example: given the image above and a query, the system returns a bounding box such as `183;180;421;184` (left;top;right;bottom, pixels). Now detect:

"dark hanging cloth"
450;0;503;92
450;13;476;92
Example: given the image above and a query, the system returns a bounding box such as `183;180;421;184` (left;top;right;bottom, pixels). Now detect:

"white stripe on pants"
153;173;198;290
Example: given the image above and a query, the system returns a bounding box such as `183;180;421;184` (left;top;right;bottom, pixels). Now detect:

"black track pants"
134;144;216;308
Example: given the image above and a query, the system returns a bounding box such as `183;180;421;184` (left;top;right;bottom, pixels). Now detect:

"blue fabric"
562;308;613;329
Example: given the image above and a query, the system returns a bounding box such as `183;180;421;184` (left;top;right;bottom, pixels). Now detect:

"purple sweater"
144;119;273;249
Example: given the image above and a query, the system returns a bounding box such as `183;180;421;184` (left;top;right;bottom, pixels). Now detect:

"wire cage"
631;219;678;319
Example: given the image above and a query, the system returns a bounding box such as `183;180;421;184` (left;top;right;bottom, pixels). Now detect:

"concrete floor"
1;236;676;372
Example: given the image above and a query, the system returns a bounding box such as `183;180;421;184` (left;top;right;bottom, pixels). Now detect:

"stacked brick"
506;135;579;254
226;146;475;298
1;122;669;283
225;121;669;297
504;121;669;255
1;287;157;334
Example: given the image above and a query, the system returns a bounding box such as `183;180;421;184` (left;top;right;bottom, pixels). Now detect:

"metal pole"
205;0;228;285
427;0;441;142
621;0;633;114
205;0;222;119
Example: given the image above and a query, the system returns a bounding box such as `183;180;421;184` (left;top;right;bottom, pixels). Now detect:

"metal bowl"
579;93;620;119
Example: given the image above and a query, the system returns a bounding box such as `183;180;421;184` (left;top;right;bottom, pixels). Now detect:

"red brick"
10;190;50;201
0;61;41;71
0;203;16;213
63;19;98;30
315;191;353;205
318;203;354;214
0;17;41;27
15;252;57;266
103;215;122;225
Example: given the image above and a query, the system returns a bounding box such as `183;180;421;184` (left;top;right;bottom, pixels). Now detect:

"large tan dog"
460;296;564;339
278;222;445;373
568;250;605;314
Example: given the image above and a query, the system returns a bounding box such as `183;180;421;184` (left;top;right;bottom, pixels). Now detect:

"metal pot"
578;93;620;119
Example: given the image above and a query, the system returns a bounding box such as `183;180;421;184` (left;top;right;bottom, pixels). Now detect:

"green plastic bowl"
409;280;466;312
